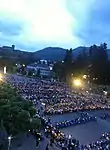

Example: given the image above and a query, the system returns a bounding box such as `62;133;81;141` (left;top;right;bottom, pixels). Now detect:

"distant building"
2;45;15;50
40;59;48;64
26;62;52;77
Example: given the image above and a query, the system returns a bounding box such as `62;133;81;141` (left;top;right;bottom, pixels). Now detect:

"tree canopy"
53;43;110;85
0;83;41;136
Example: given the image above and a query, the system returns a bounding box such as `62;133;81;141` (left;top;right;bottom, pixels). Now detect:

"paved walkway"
10;133;60;150
11;134;36;150
36;130;60;150
36;136;60;150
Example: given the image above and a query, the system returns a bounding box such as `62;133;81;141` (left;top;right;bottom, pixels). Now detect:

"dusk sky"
0;0;110;51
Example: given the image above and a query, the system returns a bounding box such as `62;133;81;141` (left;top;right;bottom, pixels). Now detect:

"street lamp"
8;136;12;150
73;79;82;87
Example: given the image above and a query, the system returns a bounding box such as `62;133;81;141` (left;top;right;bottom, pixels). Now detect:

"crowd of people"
6;75;110;116
84;132;110;150
43;118;81;150
54;116;96;129
43;117;110;150
100;113;110;120
6;74;110;150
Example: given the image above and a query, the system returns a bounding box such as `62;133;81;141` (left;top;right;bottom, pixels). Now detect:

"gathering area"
4;74;110;150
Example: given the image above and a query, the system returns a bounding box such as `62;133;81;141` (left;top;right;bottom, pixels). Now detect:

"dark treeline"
53;43;110;85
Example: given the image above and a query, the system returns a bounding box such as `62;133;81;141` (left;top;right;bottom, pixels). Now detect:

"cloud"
69;0;110;47
0;19;22;36
0;0;109;51
0;0;78;50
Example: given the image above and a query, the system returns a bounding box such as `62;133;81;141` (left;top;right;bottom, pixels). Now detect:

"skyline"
0;0;110;51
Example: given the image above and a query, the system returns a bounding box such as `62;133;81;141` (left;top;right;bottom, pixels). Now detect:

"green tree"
0;83;41;137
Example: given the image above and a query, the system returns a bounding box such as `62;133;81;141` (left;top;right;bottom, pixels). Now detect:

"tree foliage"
0;83;41;136
88;43;109;84
64;48;73;83
53;43;110;85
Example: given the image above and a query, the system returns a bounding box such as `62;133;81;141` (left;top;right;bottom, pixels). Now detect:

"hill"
34;47;66;61
0;45;110;65
34;46;89;61
0;46;37;66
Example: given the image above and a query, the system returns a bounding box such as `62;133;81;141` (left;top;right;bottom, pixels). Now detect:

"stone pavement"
10;133;60;150
11;134;36;150
36;136;60;150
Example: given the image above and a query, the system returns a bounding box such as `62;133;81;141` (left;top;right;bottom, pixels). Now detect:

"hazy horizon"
0;0;110;51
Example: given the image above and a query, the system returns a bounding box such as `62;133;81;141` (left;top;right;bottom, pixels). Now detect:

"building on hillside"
26;63;52;77
40;59;48;64
2;45;15;50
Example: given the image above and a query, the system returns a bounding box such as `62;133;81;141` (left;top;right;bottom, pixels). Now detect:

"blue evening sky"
0;0;109;51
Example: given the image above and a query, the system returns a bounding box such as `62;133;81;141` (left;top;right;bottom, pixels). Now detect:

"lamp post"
8;136;12;150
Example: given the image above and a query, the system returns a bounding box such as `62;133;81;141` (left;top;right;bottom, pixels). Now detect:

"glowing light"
41;103;45;106
8;136;11;140
83;75;87;79
23;64;25;67
49;67;53;70
4;66;6;74
103;91;107;95
0;73;3;81
68;135;72;139
73;79;82;87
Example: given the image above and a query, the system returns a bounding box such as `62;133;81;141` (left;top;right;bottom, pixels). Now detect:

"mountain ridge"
0;45;110;63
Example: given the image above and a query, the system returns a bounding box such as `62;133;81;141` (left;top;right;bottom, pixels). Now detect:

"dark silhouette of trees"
53;62;65;81
73;47;88;76
53;43;110;85
88;43;108;84
63;48;73;84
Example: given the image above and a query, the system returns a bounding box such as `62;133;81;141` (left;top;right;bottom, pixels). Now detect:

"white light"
8;136;11;140
4;66;6;74
49;67;53;70
41;103;45;106
103;91;107;95
52;131;54;134
83;75;87;79
68;135;72;139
